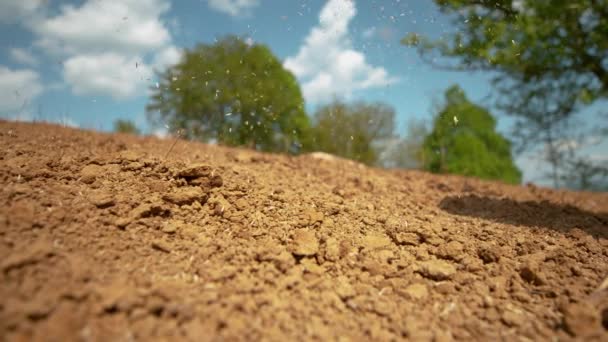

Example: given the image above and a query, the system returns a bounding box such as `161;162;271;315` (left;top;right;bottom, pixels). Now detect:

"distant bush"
310;99;396;166
113;119;140;135
422;85;522;184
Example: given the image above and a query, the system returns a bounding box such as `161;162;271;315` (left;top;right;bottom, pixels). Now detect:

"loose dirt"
1;120;607;341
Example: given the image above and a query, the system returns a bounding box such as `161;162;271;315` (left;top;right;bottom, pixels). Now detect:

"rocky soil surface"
1;120;607;341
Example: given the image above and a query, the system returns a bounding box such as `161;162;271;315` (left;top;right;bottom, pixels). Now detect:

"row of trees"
118;0;608;192
133;34;521;184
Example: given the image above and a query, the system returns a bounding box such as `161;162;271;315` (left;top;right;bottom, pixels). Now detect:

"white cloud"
63;53;153;99
8;48;39;66
24;0;180;100
284;0;398;104
0;66;43;113
207;0;259;17
32;0;171;56
0;0;44;24
152;46;182;70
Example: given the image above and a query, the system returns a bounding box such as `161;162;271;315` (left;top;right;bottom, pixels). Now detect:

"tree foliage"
403;0;607;189
402;0;608;103
147;36;311;153
311;99;396;166
422;85;522;184
113;119;140;135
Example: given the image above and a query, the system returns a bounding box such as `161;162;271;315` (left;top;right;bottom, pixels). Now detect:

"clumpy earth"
1;120;607;341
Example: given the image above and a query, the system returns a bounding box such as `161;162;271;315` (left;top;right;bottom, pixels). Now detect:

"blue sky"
0;0;605;186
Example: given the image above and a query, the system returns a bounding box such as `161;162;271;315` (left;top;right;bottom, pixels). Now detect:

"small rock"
176;164;212;178
130;202;166;219
434;282;456;295
87;191;115;208
291;230;319;256
207;194;231;217
390;232;420;246
478;246;501;264
115;217;132;229
234;198;248;210
257;241;295;272
420;232;443;246
131;204;152;219
191;174;223;188
163;187;207;205
403;283;428;300
324;238;340;261
372;298;394;316
162;221;181;234
596;276;608;292
301;258;325;275
483;295;494;308
80;165;103;184
362;233;392;250
361;258;389;276
462;256;484;273
519;263;547;285
123;161;144;171
175;164;223;189
335;276;356;299
118;150;140;162
436;240;464;261
417;260;457;280
375;249;395;264
151;239;171;253
303;208;324;225
562;302;602;337
501;310;524;327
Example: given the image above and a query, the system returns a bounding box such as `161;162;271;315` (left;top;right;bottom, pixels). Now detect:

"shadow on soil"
439;194;608;239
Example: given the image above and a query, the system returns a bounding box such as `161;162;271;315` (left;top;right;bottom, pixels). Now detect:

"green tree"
113;119;140;135
402;0;607;188
402;0;608;103
147;36;311;153
311;99;396;166
422;85;522;184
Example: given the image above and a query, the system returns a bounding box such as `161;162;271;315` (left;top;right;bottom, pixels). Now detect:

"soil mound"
1;120;607;341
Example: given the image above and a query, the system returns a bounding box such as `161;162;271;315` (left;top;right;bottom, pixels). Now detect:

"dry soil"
1;120;607;341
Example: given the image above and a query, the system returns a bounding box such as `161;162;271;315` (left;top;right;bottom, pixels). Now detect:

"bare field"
1;120;607;341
